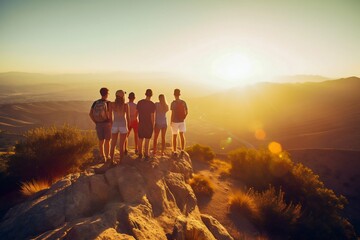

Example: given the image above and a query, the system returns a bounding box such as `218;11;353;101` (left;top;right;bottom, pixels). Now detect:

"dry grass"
210;159;231;178
189;174;215;198
20;179;50;196
229;190;259;220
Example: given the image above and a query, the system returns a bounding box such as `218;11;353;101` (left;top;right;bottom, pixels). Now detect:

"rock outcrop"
0;152;233;240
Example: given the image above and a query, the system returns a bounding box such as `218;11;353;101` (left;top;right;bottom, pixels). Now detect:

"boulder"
0;152;232;240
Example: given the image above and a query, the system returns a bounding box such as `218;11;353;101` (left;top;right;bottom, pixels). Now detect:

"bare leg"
161;127;167;154
99;139;105;160
110;133;118;162
138;138;144;157
153;127;160;154
134;128;139;152
179;132;186;151
124;135;128;152
104;139;111;159
119;133;127;161
172;134;177;152
144;138;151;157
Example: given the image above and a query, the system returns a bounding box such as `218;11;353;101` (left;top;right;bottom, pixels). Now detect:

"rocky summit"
0;152;233;240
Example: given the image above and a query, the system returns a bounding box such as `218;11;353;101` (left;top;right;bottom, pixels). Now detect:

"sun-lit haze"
1;0;360;87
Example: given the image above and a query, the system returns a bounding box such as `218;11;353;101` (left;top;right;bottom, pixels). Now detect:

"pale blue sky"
1;0;359;84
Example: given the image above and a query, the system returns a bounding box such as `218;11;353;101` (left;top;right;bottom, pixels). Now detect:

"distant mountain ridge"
0;76;359;151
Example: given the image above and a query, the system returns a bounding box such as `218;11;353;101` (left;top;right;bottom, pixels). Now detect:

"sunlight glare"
212;53;253;81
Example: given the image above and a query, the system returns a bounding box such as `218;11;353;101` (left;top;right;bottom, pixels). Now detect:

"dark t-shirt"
137;99;156;125
171;99;188;123
91;99;111;123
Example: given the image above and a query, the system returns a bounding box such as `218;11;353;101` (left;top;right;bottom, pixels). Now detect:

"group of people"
89;87;188;164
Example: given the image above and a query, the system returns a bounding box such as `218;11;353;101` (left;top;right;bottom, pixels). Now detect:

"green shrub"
229;190;259;220
189;174;215;198
228;148;357;239
254;186;302;236
230;187;301;237
186;144;215;163
229;148;292;190
8;125;97;181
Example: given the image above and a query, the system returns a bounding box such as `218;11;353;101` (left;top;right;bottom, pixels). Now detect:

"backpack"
176;100;186;121
92;100;108;122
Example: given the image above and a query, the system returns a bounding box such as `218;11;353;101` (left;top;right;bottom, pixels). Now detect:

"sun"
211;53;254;82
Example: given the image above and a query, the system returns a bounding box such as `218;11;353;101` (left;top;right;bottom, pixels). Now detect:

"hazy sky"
1;0;359;85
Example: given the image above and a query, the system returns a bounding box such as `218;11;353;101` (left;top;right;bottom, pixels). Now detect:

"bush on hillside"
228;148;357;239
189;174;215;198
229;190;259;221
8;125;97;181
0;153;18;194
186;144;215;163
229;148;292;190
229;187;301;237
20;179;50;196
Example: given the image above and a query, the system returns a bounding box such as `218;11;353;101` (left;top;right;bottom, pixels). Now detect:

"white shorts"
111;126;128;134
171;122;186;134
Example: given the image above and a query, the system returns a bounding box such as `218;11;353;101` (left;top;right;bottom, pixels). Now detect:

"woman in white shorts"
109;90;130;164
153;94;169;155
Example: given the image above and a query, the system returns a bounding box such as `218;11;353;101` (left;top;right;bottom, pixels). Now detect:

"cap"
145;89;153;97
100;87;109;96
128;92;135;99
174;89;181;96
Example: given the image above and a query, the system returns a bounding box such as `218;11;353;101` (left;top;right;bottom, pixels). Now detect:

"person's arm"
89;101;96;123
184;101;188;119
170;102;174;123
125;104;130;129
108;102;113;123
89;108;96;123
152;103;156;127
165;103;169;113
151;112;155;128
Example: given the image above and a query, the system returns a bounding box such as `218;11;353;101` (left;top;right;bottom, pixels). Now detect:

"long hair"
114;94;125;112
159;94;168;112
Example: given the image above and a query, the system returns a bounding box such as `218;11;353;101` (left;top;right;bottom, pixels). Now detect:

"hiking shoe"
124;149;128;156
135;149;139;155
172;152;178;158
144;155;150;161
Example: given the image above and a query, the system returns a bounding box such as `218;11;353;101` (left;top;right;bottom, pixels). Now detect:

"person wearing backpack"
170;89;188;157
89;87;112;163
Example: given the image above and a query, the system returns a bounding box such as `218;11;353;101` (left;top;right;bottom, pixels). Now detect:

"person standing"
126;92;139;154
137;89;155;160
170;89;188;157
89;87;111;163
109;90;130;164
153;94;169;156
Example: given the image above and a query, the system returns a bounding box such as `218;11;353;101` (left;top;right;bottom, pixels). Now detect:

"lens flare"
255;129;266;140
220;137;233;150
268;141;282;154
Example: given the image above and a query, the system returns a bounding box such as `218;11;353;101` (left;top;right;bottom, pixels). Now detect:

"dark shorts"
155;122;167;129
95;122;111;140
138;122;153;139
